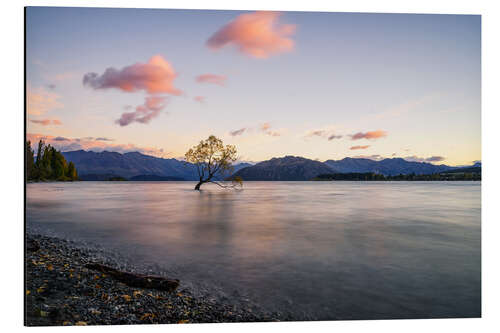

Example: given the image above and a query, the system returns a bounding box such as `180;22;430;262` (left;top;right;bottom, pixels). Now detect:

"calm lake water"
26;181;481;320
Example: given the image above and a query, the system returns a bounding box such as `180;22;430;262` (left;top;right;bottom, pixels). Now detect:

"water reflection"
26;181;481;320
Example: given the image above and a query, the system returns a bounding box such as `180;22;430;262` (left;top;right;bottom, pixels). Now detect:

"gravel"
25;234;285;326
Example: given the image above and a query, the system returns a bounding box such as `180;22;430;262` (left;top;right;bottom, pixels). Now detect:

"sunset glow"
26;8;480;165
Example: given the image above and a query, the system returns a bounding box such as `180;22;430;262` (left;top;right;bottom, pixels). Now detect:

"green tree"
51;147;68;180
66;161;78;180
27;140;78;182
185;135;242;190
40;145;53;180
34;140;44;179
26;141;35;180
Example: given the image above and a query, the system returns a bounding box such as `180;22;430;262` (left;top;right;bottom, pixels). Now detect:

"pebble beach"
25;234;283;326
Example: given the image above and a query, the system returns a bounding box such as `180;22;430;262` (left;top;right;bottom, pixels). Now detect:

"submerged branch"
209;180;241;189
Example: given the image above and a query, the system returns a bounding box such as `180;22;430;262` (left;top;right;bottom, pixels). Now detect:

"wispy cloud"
328;134;342;141
194;96;206;103
306;130;326;138
195;74;226;86
27;133;167;157
352;154;384;161
304;127;343;141
30;118;62;126
116;96;168;126
373;94;439;120
350;145;370;150
260;123;281;136
404;155;446;163
27;86;63;116
83;55;182;95
52;72;77;82
207;11;296;59
229;128;246;136
425;156;446;162
229;122;283;137
350;130;387;140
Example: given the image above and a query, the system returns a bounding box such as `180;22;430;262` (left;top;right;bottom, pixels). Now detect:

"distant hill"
129;175;186;181
62;149;476;182
230;156;334;181
324;157;452;176
78;173;123;181
63;150;199;180
231;156;466;181
440;166;481;174
62;150;253;180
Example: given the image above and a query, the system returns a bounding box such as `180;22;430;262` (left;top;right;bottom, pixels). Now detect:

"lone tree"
185;135;242;190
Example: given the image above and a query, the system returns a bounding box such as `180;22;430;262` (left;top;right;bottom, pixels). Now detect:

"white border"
2;0;499;332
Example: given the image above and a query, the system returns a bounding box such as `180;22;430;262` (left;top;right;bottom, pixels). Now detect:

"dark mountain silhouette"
230;156;334;181
78;173;124;181
62;150;474;181
324;157;453;176
129;175;186;181
62;150;252;180
63;150;199;179
441;166;481;174
322;157;379;173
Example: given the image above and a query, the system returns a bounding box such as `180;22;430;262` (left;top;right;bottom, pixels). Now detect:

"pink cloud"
27;133;167;157
194;96;206;103
116;96;168;126
229;122;283;137
83;55;182;95
207;11;296;59
195;74;226;86
27;86;63;115
350;130;388;140
260;123;281;136
266;131;281;137
261;123;271;131
304;128;342;140
30;118;62;126
350;145;370;150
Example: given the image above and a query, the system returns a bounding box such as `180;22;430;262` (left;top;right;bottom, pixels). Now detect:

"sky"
26;7;481;166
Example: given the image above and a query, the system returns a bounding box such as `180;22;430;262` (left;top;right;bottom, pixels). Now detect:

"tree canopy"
185;135;242;190
26;140;79;181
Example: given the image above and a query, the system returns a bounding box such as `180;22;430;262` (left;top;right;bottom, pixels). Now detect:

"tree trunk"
85;263;179;292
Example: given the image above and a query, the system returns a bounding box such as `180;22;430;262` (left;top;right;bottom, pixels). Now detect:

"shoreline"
25;233;282;326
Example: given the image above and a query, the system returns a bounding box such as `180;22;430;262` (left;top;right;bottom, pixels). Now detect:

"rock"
27;238;40;252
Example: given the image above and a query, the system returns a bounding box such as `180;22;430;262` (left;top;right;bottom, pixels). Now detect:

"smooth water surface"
26;181;481;320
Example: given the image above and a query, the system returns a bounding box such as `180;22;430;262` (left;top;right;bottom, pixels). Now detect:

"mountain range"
62;150;478;181
231;156;334;181
324;157;453;176
62;150;251;181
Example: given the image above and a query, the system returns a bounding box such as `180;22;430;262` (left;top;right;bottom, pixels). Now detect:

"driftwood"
85;263;179;292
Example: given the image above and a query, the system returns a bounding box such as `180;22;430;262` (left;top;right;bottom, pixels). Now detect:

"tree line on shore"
313;171;481;181
26;140;78;181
